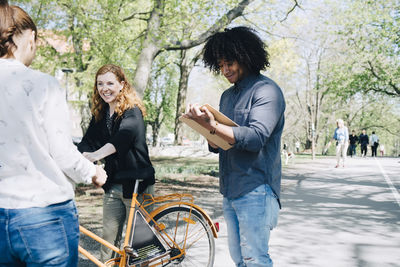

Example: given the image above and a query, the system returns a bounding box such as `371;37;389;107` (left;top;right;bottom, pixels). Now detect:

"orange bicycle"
79;179;218;266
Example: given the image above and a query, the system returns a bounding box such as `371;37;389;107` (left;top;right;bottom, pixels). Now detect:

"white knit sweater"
0;59;95;209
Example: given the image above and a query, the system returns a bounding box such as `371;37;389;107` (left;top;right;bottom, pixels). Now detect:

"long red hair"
91;64;146;121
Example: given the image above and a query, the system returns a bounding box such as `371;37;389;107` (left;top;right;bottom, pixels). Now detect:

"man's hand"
183;103;235;146
92;165;107;187
207;139;218;149
184;103;217;131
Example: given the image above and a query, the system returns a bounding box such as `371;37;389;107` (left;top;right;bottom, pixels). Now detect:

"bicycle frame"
78;180;218;267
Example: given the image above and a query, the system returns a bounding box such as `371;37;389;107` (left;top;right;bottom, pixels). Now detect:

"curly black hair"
202;26;270;74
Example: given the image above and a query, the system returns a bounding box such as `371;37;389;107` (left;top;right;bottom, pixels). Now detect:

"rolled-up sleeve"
44;78;95;184
232;84;285;152
333;129;337;140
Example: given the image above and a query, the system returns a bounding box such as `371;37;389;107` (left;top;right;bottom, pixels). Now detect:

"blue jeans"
0;200;80;267
349;144;356;157
223;184;279;267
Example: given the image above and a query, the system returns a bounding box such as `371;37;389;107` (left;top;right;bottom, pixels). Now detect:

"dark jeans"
361;145;368;156
349;144;357;157
372;145;378;157
0;200;79;267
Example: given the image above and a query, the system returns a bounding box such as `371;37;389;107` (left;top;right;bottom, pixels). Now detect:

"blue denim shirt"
211;74;285;204
333;127;349;143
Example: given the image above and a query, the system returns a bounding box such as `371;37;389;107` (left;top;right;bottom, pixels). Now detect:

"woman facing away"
0;0;106;266
77;64;155;261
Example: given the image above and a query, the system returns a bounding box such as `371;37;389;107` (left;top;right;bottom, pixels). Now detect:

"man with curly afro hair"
186;26;286;267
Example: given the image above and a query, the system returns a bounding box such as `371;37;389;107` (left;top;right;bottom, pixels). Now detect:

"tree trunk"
133;0;163;97
174;49;199;144
133;43;161;98
133;0;254;98
151;120;160;147
312;138;316;160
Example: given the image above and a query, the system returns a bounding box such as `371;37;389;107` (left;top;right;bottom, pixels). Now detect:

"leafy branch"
366;61;400;96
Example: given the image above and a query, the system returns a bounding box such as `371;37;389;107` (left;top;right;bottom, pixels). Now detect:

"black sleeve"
77;116;97;153
110;108;144;156
208;144;219;153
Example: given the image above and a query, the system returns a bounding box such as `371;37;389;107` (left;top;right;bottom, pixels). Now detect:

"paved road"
79;156;400;267
272;156;399;267
213;156;400;267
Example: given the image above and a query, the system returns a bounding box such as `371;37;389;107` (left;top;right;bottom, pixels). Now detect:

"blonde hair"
336;119;344;127
91;64;146;122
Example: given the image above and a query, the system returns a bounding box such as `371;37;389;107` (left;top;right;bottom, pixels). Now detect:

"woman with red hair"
78;64;155;261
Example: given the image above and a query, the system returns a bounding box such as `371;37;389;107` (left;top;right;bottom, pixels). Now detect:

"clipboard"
179;104;238;150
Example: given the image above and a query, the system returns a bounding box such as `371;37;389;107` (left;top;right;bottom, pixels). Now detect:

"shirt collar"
234;73;258;91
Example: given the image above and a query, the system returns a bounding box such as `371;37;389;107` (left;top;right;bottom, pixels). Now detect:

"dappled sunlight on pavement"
77;156;399;266
272;156;400;267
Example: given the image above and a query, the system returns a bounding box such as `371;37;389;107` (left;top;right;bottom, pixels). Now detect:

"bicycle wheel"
151;206;215;267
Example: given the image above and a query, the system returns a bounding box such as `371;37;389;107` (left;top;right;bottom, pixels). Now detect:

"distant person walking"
332;119;349;168
282;143;294;165
282;143;289;165
359;129;369;157
295;141;300;153
380;144;385;156
349;130;359;157
370;131;379;157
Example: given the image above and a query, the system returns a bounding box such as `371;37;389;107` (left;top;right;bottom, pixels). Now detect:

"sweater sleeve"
109;108;145;156
43;78;95;184
77;117;97;153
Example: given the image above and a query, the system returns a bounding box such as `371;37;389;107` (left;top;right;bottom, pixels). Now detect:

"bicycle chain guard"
128;211;167;266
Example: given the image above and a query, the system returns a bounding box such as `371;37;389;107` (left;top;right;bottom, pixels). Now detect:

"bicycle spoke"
151;207;215;267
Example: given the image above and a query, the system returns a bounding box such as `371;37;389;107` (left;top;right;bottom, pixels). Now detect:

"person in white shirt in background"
323;119;349;168
370;131;379;157
333;119;349;168
0;1;107;266
380;144;385;156
295;140;300;154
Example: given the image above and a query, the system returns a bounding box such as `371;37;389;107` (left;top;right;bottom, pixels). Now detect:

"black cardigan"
78;107;155;198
